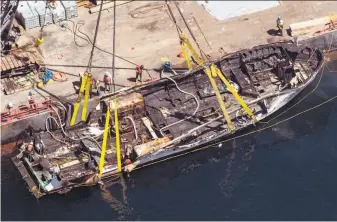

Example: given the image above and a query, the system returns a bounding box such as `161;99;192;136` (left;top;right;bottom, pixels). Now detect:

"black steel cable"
89;0;135;14
57;19;138;66
87;0;104;72
44;63;158;71
173;1;210;62
39;0;50;38
112;0;116;93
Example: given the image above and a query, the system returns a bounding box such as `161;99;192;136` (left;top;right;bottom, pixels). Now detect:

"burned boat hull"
113;42;324;170
11;42;324;198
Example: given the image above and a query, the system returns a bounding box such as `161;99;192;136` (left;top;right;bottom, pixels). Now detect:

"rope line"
112;0;116;93
86;0;104;72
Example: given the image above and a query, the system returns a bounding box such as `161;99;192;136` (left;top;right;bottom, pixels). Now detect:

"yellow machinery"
70;73;92;126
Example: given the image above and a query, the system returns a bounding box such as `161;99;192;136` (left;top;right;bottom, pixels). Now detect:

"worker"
89;76;95;98
48;0;57;9
104;71;112;92
95;80;101;97
23;141;34;159
28;91;37;109
136;65;144;82
163;61;172;72
276;16;284;36
6;102;13;115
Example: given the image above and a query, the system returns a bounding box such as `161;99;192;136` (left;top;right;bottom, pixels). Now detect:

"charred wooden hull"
10;42;324;198
108;42;324;173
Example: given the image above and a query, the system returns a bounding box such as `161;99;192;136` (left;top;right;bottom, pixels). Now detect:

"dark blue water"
2;60;337;221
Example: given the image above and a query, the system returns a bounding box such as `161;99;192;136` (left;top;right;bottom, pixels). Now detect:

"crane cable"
172;1;210;62
86;0;104;73
112;0;116;94
70;0;104;126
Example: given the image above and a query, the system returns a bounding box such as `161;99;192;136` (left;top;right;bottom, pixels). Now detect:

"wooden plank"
9;55;19;68
1;61;5;71
16;57;23;67
5;56;15;69
2;58;10;70
28;53;36;63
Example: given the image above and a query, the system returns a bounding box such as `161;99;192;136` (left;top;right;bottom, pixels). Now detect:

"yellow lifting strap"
114;99;122;173
180;33;256;123
214;67;256;123
70;74;88;126
99;105;111;178
180;33;234;131
81;74;92;121
181;42;192;70
208;66;235;132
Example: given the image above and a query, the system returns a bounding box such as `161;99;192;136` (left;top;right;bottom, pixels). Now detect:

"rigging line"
39;0;49;36
135;94;337;171
165;0;182;34
173;1;210;62
325;63;337;72
112;0;116;93
260;59;326;124
56;19;139;65
86;0;105;72
43;63;157;70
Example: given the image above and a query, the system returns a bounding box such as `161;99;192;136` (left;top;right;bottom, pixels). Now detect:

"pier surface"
1;1;336;109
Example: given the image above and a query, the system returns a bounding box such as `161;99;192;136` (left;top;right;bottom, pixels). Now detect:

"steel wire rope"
86;0;104;72
112;0;116;93
56;19;139;61
159;69;200;136
173;1;210;63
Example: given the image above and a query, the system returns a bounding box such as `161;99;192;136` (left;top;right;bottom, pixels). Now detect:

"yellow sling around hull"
179;33;256;123
114;99;122;173
70;73;92;126
215;67;256;122
99;106;110;178
81;74;92;121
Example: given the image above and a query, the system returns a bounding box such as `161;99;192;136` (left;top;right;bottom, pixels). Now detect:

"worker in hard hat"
276;16;284;36
136;65;144;83
28;91;37;109
104;71;112;93
48;0;57;9
95;80;101;97
6;102;13;115
23;141;34;159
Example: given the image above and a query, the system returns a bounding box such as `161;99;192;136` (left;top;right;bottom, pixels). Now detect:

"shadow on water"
1;59;337;220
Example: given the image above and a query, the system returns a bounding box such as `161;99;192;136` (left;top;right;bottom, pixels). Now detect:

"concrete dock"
1;1;336;110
